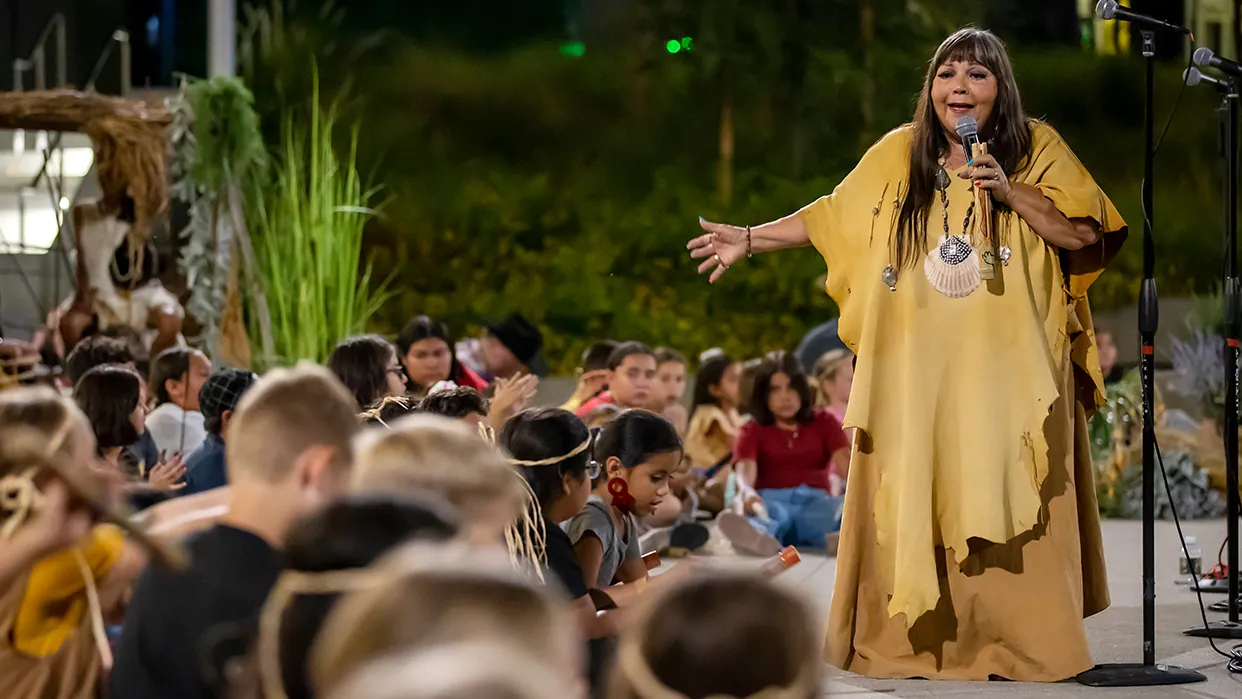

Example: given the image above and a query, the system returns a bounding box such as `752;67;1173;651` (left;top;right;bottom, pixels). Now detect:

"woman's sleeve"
795;127;909;305
1024;123;1129;298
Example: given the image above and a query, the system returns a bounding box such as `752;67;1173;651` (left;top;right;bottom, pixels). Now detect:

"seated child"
606;573;821;699
311;544;581;698
568;410;680;591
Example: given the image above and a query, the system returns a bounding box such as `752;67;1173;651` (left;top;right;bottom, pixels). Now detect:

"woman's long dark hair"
894;27;1032;271
750;352;816;427
395;316;467;393
149;347;195;407
74;364;143;451
328;335;400;410
593;409;683;469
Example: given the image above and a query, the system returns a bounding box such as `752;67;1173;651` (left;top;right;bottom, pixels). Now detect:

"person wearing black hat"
480;314;548;379
183;368;258;495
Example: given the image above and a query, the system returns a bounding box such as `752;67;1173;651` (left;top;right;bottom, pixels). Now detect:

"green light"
560;42;586;57
665;39;681;54
681;37;693;51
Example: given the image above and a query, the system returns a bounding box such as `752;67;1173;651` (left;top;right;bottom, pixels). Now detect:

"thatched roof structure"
0;90;171;241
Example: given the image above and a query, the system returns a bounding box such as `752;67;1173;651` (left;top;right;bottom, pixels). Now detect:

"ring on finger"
714;253;728;270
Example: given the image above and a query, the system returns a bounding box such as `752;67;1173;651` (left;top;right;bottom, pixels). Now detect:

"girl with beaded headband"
0;387;148;699
689;26;1123;682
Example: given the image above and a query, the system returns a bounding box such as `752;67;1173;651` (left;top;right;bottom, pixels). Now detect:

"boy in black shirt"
109;364;361;699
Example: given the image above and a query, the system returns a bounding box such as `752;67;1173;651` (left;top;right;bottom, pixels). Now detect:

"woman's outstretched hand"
688;219;748;284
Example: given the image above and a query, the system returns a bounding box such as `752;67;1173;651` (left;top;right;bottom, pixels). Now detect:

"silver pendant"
998;245;1011;265
935;168;951;192
881;265;898;291
937;235;973;265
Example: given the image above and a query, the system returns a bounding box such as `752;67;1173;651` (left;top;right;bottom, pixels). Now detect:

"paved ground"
665;518;1242;698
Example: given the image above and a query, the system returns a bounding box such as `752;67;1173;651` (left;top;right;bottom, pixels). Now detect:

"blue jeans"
750;485;843;548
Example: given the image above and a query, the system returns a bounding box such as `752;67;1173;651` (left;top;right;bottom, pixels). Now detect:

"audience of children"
0;312;859;699
183;369;259;495
395;316;488;397
718;352;848;557
109;364;360;699
326;335;408;410
145;347;212;456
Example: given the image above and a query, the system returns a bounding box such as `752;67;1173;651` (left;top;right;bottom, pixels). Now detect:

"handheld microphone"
1096;0;1192;35
1194;47;1242;80
1184;66;1231;92
955;116;981;163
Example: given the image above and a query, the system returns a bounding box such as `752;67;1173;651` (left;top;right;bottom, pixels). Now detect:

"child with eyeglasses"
500;408;611;690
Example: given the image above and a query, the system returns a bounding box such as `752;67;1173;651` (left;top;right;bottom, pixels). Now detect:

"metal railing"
11;13;67;93
85;30;132;96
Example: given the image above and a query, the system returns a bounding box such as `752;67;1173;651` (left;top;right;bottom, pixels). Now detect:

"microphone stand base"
1183;619;1242;639
1076;663;1206;687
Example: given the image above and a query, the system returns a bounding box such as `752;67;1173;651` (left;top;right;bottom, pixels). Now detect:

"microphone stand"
1077;30;1207;686
1185;73;1242;640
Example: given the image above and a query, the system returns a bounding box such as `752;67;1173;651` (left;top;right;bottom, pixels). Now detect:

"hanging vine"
168;76;272;367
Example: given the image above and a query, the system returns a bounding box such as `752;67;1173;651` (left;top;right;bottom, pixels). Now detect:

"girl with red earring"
568;409;681;592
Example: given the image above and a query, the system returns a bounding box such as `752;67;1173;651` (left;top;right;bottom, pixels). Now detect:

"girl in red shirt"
719;352;848;556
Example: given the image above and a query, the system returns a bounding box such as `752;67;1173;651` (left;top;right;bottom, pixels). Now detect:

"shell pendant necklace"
922;157;980;298
879;157;981;296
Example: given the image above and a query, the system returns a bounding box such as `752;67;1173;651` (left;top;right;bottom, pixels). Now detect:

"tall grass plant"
246;78;391;369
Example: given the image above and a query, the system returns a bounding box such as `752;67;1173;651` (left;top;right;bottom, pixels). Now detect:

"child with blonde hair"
811;348;853;424
351;414;535;553
325;642;573;699
310;544;581;698
607;574;820;699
